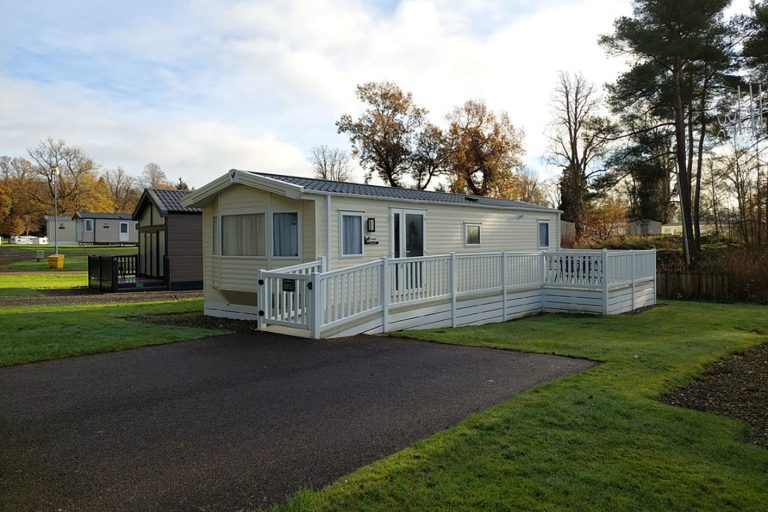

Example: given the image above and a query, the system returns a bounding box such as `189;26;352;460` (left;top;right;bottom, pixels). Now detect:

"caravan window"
538;221;550;249
340;212;363;257
221;214;265;257
273;212;299;258
464;223;481;247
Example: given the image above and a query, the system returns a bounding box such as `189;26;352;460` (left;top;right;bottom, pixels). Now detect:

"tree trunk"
672;61;696;266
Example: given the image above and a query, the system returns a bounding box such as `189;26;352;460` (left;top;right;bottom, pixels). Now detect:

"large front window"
273;212;299;257
221;213;265;256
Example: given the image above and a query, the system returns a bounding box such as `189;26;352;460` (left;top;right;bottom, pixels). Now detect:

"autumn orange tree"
337;82;426;187
446;100;526;197
0;156;46;235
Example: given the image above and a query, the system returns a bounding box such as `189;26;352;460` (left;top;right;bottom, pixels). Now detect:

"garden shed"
132;188;203;290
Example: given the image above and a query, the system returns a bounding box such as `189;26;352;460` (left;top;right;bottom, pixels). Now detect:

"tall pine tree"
601;0;736;264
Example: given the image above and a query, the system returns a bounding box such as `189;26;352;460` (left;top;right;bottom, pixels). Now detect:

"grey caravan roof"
247;172;554;211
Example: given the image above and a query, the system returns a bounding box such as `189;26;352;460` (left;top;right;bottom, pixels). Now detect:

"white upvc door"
390;209;426;259
119;222;130;242
390;209;426;294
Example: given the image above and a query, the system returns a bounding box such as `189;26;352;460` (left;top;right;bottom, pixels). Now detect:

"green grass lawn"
273;301;768;512
0;272;87;296
0;245;136;272
6;255;89;271
0;298;220;366
4;244;137;255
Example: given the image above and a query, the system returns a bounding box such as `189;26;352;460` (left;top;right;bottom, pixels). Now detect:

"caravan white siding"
326;195;560;269
198;183;559;319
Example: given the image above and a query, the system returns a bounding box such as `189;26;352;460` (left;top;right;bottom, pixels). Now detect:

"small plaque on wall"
282;279;296;293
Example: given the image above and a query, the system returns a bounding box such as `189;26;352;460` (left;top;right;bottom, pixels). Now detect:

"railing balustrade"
257;249;657;337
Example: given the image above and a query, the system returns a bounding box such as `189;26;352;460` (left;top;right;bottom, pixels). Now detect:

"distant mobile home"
73;212;138;245
132;188;203;290
182;170;562;321
45;215;77;245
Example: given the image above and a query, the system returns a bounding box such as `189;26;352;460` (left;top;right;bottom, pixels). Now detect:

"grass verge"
272;301;768;512
0;272;87;296
6;255;89;271
4;244;137;255
0;298;222;366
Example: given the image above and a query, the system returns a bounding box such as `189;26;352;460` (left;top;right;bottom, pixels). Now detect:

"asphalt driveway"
0;332;593;511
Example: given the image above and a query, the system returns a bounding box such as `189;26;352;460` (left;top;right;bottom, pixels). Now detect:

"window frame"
464;222;481;248
119;221;129;234
271;210;301;260
339;210;365;259
219;210;267;259
84;219;93;232
212;215;219;256
537;220;551;249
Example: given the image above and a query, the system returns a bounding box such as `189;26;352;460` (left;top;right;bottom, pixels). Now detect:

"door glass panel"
393;213;400;258
405;214;424;257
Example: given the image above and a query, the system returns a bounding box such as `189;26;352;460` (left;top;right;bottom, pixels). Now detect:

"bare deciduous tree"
103;167;140;212
141;162;172;189
309;145;352;182
548;72;612;236
26;138;109;213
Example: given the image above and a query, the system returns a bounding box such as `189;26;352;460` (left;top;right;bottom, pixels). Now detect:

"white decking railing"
257;249;657;339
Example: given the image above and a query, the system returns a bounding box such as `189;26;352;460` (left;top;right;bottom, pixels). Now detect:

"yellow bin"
47;254;65;269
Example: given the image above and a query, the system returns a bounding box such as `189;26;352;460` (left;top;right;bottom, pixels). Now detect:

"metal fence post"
602;248;609;315
450;252;457;328
501;251;508;322
381;258;390;333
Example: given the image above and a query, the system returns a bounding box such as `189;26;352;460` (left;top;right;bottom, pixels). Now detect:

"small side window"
538;221;550;249
464;223;481;247
85;219;93;232
340;212;364;257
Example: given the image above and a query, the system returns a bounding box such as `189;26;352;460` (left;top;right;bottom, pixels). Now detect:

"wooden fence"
655;271;730;301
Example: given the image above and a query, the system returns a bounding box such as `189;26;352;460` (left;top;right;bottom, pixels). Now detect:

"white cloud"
1;0;751;189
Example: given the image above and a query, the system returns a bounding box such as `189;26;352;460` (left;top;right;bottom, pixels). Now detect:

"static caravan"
45;215;77;245
73;212;138;245
132;188;203;290
182;170;562;322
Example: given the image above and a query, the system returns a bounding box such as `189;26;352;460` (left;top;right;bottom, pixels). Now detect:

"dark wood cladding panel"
167;213;203;285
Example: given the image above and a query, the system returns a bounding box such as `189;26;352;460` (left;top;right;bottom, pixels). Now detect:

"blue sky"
0;0;750;187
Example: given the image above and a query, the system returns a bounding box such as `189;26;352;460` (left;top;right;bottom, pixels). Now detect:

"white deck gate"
256;250;656;339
